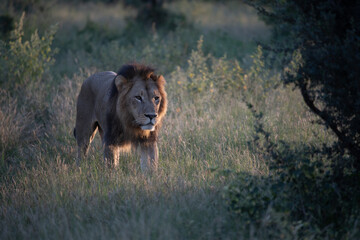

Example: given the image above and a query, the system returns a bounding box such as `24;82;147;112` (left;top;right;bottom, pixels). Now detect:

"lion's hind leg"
75;122;99;166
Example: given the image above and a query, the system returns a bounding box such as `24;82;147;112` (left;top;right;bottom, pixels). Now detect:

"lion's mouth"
141;124;155;131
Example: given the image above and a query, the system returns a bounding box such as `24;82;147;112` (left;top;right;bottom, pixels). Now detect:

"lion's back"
76;71;117;125
77;71;116;105
85;71;117;96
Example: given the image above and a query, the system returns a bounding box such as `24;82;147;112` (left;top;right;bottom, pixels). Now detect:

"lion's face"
116;74;167;133
127;78;162;131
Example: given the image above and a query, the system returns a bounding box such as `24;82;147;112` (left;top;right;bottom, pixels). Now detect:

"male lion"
74;63;167;172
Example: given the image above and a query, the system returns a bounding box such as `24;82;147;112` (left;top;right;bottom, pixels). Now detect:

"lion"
74;63;167;172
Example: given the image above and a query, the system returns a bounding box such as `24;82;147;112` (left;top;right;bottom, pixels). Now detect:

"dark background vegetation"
0;0;359;239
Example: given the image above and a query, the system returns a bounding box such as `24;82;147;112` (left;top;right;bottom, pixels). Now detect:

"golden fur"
74;63;167;171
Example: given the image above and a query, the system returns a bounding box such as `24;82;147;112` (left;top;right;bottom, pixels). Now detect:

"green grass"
0;1;352;239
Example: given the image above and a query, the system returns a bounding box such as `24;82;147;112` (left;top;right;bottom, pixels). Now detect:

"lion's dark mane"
105;63;162;147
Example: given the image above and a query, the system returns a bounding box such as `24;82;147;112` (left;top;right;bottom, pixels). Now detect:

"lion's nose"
145;113;157;120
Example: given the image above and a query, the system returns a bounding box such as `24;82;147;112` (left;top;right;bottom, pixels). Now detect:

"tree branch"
300;82;360;165
255;41;297;53
245;1;296;24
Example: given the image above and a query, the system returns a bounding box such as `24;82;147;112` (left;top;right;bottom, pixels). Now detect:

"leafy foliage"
0;13;57;91
227;90;360;237
251;0;360;168
0;13;58;172
172;36;245;96
225;174;271;223
226;1;360;234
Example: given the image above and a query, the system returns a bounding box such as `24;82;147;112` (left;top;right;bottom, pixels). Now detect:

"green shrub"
225;172;301;239
0;13;57;91
225;174;271;222
228;81;360;237
0;13;58;174
225;37;360;237
250;0;360;171
172;36;245;96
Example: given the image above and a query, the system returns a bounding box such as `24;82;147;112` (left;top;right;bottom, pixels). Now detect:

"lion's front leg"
140;142;159;172
104;144;120;167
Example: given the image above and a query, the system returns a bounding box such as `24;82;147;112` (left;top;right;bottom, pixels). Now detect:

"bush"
225;174;271;222
227;98;360;237
249;0;360;170
172;36;245;96
225;173;299;239
0;13;58;173
225;11;360;234
0;12;57;91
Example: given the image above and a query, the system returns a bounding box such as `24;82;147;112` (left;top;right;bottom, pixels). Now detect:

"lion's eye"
154;96;160;103
135;96;142;102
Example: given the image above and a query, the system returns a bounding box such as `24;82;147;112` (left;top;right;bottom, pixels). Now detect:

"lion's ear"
158;75;166;85
115;75;127;91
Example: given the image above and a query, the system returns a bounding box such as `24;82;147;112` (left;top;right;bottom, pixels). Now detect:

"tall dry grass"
0;91;25;161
